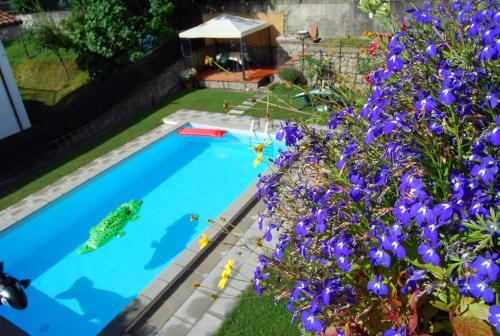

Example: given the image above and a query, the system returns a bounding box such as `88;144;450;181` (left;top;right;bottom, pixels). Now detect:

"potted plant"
180;68;197;88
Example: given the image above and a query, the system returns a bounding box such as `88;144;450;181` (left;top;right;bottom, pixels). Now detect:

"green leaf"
429;300;449;312
465;302;491;322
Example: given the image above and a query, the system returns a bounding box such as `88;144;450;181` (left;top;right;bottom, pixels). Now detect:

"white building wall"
0;40;30;140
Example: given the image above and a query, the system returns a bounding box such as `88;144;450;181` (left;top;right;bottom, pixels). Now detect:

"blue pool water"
0;125;278;335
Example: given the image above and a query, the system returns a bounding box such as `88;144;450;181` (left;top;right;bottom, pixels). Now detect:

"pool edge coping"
0;109;279;335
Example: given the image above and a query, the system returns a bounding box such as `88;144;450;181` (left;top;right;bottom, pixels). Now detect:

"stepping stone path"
227;91;268;115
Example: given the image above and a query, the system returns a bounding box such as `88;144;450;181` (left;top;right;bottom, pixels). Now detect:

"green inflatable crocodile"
77;199;143;254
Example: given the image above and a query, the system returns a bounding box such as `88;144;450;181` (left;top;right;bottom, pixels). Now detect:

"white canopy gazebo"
179;14;271;80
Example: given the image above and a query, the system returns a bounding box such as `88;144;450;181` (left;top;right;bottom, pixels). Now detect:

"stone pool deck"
125;201;276;336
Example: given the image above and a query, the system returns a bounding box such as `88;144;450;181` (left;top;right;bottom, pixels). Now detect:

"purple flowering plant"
254;1;499;335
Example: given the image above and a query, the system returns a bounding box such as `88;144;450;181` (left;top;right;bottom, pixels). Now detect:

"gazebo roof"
179;14;269;39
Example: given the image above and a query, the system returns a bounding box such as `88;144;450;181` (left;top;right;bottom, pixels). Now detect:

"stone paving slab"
157;316;192;336
186;313;223;336
234;105;251;110
148;213;278;336
228;109;245;115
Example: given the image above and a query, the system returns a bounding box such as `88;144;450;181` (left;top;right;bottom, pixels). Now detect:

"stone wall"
275;35;372;85
16;10;69;29
0;10;69;41
274;0;419;38
200;0;423;38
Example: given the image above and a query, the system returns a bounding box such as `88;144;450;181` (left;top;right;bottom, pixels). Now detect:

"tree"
65;0;175;79
30;19;72;79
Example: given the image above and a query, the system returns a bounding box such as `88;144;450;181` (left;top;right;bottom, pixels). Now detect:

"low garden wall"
275;35;370;84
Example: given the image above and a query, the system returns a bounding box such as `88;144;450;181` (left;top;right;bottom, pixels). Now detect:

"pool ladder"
249;117;270;136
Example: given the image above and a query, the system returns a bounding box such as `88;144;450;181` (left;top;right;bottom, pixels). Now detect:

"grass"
215;286;301;336
246;84;315;121
3;38;88;106
0;88;254;211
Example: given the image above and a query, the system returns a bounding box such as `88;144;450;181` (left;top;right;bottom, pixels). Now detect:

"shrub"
255;1;499;335
65;0;175;79
179;67;196;82
278;66;302;85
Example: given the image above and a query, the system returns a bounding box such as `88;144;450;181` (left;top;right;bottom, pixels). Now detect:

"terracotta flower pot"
185;81;193;89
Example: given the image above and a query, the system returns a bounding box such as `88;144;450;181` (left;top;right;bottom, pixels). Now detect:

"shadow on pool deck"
144;214;198;270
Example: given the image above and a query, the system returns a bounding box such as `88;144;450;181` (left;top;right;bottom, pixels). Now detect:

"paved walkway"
127;201;276;336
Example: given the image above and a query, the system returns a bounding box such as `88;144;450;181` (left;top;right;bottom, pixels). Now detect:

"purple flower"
470;253;499;281
489;305;500;334
374;165;389;187
433;202;453;223
468;276;495;303
415;96;437;114
296;218;310;237
423;223;439;244
274;236;289;262
383;234;407;259
263;223;278;241
336;254;351;272
384;325;406;336
384;113;410;134
470;157;498;184
292;280;312;299
429;120;443;135
393;202;412;225
486;90;498;109
387;53;403;71
401;267;426;294
369;248;391;268
426;43;437;58
438;87;454;105
367;275;389;296
301;310;323;333
410;202;435;226
418;244;440;266
254;266;270;296
490;115;500;146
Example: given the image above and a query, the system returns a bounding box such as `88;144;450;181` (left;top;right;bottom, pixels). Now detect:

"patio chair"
218;53;229;71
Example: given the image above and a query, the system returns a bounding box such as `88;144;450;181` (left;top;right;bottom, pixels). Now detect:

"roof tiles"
0;11;22;28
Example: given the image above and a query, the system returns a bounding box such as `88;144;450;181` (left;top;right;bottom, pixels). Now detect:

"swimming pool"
0;124;278;335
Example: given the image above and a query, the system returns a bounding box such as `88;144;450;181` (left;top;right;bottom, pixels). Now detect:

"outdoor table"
216;52;249;66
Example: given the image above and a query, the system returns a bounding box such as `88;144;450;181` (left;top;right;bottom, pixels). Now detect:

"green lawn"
216;286;300;336
0;88;254;211
247;84;316;121
3;38;88;107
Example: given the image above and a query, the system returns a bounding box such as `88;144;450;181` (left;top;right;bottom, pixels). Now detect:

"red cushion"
178;128;228;138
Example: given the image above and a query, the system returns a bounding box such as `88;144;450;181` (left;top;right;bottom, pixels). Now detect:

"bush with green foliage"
278;66;303;85
255;1;499;335
11;0;41;13
64;0;175;79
